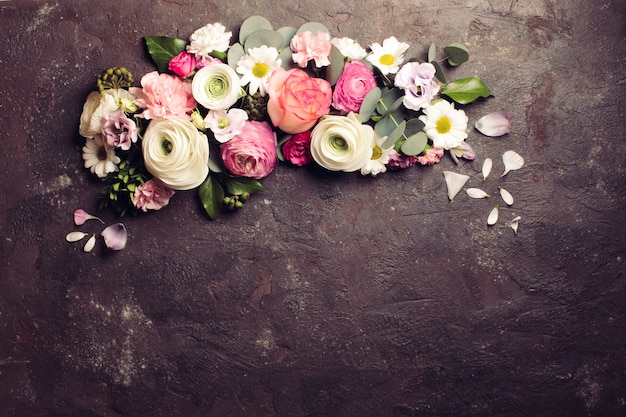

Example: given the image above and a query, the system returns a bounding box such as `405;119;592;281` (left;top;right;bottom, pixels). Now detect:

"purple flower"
101;223;127;251
387;153;419;170
394;62;440;111
102;109;138;150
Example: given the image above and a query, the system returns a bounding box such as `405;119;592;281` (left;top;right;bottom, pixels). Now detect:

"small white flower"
366;36;409;75
443;171;470;201
419;100;468;150
502;150;524;176
360;133;394;177
82;134;121;178
331;37;367;60
187;22;232;57
236;46;282;96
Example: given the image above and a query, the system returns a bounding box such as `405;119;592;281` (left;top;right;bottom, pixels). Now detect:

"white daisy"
360;134;395;177
418;100;468;150
236;46;282;96
366;36;409;75
82;134;121;178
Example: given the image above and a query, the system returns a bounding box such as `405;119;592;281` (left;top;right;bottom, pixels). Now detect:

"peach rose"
266;68;332;134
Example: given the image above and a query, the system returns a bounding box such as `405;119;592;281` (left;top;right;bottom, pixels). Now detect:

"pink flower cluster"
130;71;196;120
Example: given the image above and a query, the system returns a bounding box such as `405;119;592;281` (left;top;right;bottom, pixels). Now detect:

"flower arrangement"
77;15;512;225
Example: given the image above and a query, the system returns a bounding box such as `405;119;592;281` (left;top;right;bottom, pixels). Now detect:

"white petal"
499;187;514;205
66;231;88;242
510;216;521;234
475;111;511;137
482;158;492;181
502;150;524;176
466;188;490;198
83;234;97;252
443;171;470;201
487;206;499;225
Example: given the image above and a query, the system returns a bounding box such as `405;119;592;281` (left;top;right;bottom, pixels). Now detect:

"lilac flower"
102;109;138;150
74;209;104;225
394;62;440;110
101;223;128;251
450;141;475;164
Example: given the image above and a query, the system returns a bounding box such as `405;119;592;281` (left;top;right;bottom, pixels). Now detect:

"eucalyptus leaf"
207;145;224;173
144;36;187;73
374;110;404;137
276;134;292;162
441;77;492;104
221;175;267;195
244;29;284;50
431;60;447;83
359;87;381;122
296;21;329;35
404;118;425;136
199;175;224;220
239;16;273;45
227;43;245;70
444;42;470;66
277;26;298;49
428;42;437;64
278;48;293;70
400;132;428;156
382;120;406;149
327;45;346;86
376;88;403;116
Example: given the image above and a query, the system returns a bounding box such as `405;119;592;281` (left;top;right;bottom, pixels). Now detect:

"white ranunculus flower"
192;64;242;110
310;112;374;172
142;118;210;190
79;88;136;138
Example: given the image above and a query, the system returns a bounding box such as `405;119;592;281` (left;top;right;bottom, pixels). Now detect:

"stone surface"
1;0;625;416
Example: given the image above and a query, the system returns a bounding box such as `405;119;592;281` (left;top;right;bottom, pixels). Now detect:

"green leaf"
376;88;403;116
431;60;447;83
239;16;273;45
443;42;470;66
278;48;293;70
199;175;224;220
359;87;381;122
277;26;297;49
441;77;492;104
221;175;267;195
276;134;292;162
296;22;329;35
227;43;245;70
404;118;425;136
244;29;284;51
144;36;187;73
428;43;437;63
374;110;404;138
327;45;346;86
382;119;406;149
401;132;428;156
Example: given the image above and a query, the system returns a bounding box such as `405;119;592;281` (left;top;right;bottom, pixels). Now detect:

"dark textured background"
1;1;625;416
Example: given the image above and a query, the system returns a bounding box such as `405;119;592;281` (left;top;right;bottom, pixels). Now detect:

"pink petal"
74;209;104;225
475;111;511;137
101;223;127;251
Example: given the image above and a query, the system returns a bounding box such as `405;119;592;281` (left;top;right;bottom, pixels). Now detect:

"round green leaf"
278;48;293;70
239;16;273;45
277;26;297;49
400;132;428;156
374;110;403;137
431;60;447;83
443;42;470;67
244;29;284;51
296;21;329;35
227;43;245;69
404;118;425;136
327;45;346;86
376;88;403;116
427;42;437;63
359;87;381;122
382;120;406;149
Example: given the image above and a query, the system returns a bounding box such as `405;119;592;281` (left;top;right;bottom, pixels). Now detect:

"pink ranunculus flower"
133;178;175;212
266;68;332;134
291;31;332;68
394;62;440;111
220;121;278;179
282;131;313;166
332;60;377;113
168;51;198;78
102;109;138;150
130;71;196;120
417;147;445;166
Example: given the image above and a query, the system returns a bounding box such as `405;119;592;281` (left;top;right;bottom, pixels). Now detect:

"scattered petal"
499;187;514;205
83;234;97;252
66;231;88;242
466;188;490;198
510;216;521;234
475;111;511;137
487;206;499;225
443;171;470;201
101;223;128;251
502;150;524;176
74;209;104;225
482;158;492;181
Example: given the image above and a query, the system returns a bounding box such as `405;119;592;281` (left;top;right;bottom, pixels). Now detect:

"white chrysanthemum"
418;100;468;150
82;134;121;178
187;23;232;57
360;133;395;177
331;37;367;60
366;36;409;75
236;46;282;96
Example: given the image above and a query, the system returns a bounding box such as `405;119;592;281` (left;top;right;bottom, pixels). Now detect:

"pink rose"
133;178;175;211
417;147;444;166
266;68;332;134
290;31;332;68
332;60;377;113
282;131;313;166
168;51;198;78
220;121;278;179
130;71;196;120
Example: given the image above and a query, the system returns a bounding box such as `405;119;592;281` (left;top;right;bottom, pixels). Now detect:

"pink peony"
168;51;198;78
417;147;444;166
130;71;196;120
220;121;278;179
290;31;332;68
133;178;175;212
102;109;138;150
332;60;377;113
282;131;313;166
266;68;332;134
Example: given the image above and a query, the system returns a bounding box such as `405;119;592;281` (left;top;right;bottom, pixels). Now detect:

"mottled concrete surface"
1;0;625;416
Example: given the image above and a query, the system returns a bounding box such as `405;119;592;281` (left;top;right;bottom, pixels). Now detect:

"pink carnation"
417;147;445;166
332;60;376;113
220;121;278;179
102;109;137;150
387;153;419;170
290;31;331;68
130;71;196;120
282;131;313;166
133;178;175;212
